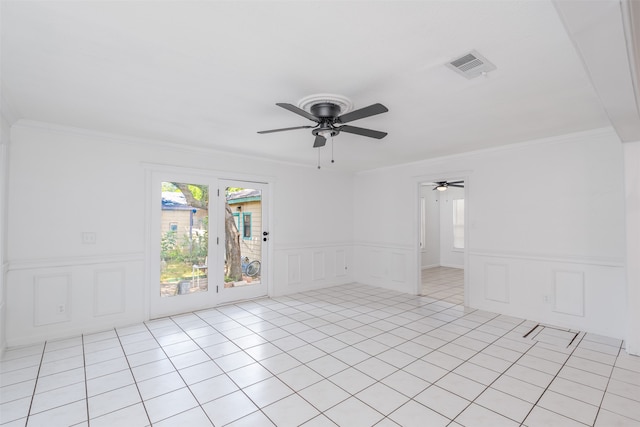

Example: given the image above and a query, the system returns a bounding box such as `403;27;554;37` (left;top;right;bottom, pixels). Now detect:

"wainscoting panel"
553;270;585;317
34;273;71;326
484;263;509;303
391;252;406;283
6;254;145;347
370;249;385;278
354;243;415;294
273;244;354;295
468;251;625;339
312;252;326;281
286;254;302;285
336;250;347;278
93;268;126;317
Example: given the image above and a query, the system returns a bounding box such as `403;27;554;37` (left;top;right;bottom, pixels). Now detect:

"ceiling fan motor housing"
310;102;342;119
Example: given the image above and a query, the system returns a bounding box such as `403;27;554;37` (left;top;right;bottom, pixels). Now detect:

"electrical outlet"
58;305;65;313
543;295;550;303
82;232;96;244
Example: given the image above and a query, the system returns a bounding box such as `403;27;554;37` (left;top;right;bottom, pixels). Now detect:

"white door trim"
143;163;274;319
412;171;471;304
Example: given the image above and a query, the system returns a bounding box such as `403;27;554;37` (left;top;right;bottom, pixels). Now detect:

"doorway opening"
419;179;465;304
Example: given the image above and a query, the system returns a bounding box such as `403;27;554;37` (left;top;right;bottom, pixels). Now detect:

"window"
453;199;465;249
242;212;252;239
420;197;426;248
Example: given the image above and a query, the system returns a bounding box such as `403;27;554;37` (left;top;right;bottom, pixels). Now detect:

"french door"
148;171;269;318
217;180;269;304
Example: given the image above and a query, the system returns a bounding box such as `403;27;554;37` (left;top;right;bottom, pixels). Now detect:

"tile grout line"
413;317;532;425
517;332;590;426
459;338;566;426
380;318;527;426
267;291;523;425
141;319;219;426
81;334;90;426
187;309;307;426
112;327;153;427
24;341;47;426
591;338;625;425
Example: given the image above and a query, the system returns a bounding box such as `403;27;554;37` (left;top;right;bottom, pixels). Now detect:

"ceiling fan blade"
339;125;387;139
313;135;326;148
337;103;388;124
257;125;314;134
449;184;464;188
276;103;320;123
448;181;464;185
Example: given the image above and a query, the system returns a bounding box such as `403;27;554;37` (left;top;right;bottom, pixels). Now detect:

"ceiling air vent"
446;50;496;79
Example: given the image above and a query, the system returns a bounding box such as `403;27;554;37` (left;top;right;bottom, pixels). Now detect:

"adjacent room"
1;1;640;426
419;179;466;304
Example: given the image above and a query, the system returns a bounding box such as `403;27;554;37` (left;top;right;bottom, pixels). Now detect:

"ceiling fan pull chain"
331;136;335;164
317;148;321;169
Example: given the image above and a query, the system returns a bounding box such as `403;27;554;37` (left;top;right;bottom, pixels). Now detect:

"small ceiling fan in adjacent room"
431;181;464;191
257;94;389;148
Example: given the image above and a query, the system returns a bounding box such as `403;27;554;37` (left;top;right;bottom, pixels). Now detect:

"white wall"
5;121;355;346
624;141;640;355
354;128;628;339
0;110;10;356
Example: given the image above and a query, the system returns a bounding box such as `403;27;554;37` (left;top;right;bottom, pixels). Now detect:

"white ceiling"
0;1;634;171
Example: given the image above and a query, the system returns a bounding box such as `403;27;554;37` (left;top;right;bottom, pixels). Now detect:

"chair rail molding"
8;252;145;271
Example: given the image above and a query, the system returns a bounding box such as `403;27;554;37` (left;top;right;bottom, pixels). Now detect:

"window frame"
242;212;252;240
452;198;465;250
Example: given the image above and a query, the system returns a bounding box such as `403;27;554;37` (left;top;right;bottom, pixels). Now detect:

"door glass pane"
160;181;209;297
224;187;261;288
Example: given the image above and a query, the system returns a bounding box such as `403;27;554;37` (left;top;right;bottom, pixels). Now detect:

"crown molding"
357;126;619;175
11;119;326;171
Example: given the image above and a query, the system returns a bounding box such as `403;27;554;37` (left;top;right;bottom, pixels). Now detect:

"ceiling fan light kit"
258;93;389;167
432;181;465;191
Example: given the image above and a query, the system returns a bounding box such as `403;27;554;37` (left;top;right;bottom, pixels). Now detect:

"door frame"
143;163;274;319
412;171;471;304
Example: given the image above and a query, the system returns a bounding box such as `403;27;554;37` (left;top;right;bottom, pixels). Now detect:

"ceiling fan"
258;101;389;148
431;180;464;191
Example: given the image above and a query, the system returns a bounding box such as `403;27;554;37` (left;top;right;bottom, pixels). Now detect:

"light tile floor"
421;267;464;304
2;279;640;426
